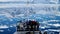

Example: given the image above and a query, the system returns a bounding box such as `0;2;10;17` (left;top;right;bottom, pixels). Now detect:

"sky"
0;0;33;2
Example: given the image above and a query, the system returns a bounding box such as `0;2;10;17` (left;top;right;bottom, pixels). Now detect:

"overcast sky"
0;0;33;2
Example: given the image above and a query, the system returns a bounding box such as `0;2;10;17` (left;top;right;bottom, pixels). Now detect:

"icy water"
0;27;16;34
0;15;60;34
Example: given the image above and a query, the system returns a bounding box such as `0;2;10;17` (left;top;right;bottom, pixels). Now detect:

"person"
17;21;24;31
26;20;39;31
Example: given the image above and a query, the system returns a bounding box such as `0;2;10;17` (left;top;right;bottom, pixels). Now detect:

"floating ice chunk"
40;26;46;29
48;29;60;32
41;27;45;29
47;20;60;22
0;25;9;28
53;24;60;27
42;20;60;23
10;25;13;27
47;24;60;27
0;30;4;32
